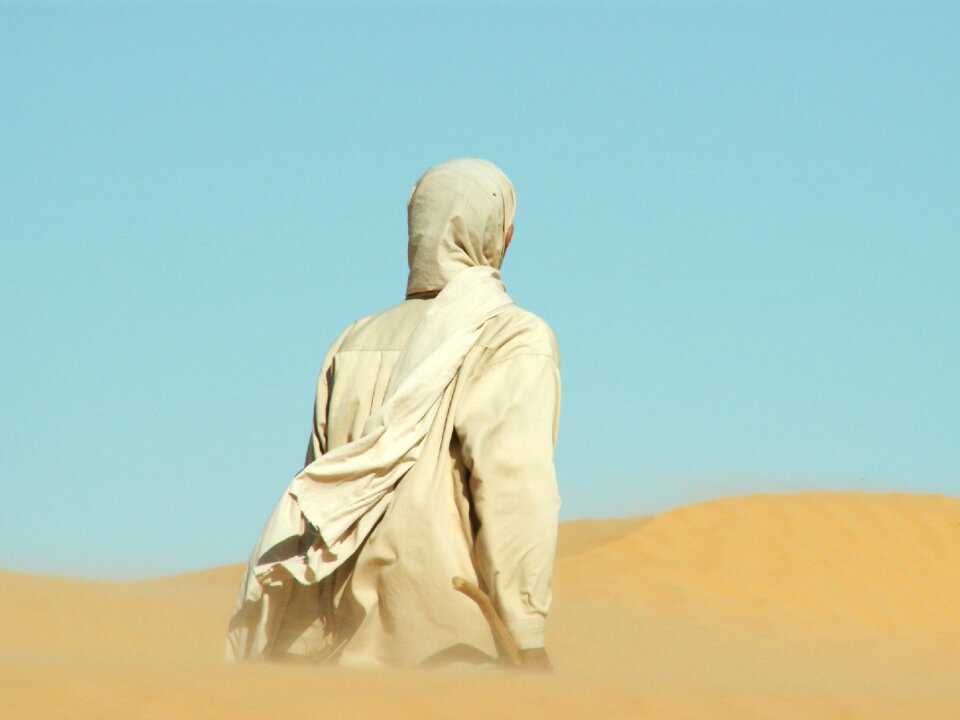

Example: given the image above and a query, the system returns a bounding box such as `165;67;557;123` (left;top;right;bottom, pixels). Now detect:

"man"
228;158;560;671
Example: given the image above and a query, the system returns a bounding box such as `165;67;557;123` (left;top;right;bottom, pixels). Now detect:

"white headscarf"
228;159;516;659
406;158;516;296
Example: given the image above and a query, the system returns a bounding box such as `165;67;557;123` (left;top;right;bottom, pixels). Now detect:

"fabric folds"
227;265;513;660
227;158;560;666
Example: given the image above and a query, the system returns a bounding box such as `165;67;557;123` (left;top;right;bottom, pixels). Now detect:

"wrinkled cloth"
227;266;512;659
228;159;560;666
406;158;516;296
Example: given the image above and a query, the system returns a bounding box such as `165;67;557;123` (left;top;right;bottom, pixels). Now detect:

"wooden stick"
451;576;522;668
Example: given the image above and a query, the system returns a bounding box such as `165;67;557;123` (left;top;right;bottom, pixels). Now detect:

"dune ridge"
3;491;959;719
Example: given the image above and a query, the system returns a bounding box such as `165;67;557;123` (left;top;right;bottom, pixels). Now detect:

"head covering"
406;158;516;297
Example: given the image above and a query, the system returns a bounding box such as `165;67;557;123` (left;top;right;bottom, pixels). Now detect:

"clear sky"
1;1;957;578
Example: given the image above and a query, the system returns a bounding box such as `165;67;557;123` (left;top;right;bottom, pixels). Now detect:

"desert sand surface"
3;491;959;719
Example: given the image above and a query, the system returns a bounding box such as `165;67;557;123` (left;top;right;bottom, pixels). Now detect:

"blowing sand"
3;492;959;719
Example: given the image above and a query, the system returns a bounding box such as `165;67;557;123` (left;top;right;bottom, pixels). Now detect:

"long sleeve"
304;322;356;466
454;351;561;649
304;368;330;466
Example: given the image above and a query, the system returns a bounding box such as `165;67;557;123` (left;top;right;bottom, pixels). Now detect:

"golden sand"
4;492;959;719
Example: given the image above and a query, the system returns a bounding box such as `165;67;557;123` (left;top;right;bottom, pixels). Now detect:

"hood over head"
405;158;516;297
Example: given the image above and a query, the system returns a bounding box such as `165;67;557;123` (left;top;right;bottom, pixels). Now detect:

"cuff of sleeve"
505;616;546;650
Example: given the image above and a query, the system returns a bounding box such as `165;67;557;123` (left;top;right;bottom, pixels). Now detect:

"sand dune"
3;492;959;719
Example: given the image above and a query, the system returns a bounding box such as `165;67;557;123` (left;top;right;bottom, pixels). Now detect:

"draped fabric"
227;159;559;665
227;267;512;659
406;158;515;296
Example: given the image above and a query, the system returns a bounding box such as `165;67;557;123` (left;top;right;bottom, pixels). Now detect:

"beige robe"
230;158;560;667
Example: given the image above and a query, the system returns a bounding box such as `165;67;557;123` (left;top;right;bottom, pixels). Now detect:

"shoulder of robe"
477;305;560;368
316;319;357;372
336;298;431;353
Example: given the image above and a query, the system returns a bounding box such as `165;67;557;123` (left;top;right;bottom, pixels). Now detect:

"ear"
504;224;514;254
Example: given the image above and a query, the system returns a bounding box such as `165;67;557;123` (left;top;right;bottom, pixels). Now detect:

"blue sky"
1;1;957;578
